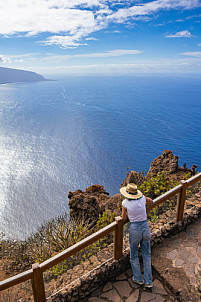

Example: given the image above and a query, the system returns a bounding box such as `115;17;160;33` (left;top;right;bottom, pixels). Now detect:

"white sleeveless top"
122;195;147;222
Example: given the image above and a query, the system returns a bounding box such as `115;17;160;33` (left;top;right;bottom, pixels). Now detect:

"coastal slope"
0;67;47;84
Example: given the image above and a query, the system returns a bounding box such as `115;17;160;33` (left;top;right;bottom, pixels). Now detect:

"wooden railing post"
31;263;46;302
176;180;188;222
114;216;123;260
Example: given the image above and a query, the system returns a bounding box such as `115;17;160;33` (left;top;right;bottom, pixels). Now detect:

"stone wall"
47;191;201;301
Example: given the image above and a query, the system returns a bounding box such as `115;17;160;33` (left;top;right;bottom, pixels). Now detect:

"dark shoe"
132;277;144;285
144;283;153;288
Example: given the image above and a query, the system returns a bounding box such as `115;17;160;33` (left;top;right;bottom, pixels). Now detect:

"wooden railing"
1;172;201;301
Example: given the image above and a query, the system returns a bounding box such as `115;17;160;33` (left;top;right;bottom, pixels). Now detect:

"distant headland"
0;66;50;84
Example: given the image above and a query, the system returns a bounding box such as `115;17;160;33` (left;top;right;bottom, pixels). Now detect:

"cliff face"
0;67;47;84
68;151;198;220
147;150;197;181
68;185;123;221
148;150;179;177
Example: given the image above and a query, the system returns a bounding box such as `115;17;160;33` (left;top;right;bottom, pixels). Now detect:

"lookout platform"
80;217;201;302
1;175;201;302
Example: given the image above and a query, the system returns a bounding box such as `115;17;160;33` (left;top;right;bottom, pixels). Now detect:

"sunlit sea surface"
0;74;201;240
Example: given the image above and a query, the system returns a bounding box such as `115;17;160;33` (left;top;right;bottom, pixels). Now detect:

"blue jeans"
129;220;152;284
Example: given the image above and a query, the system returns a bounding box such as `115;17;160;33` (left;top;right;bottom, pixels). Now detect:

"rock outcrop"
68;185;109;220
147;150;196;182
148;150;179;177
68;150;198;221
121;171;145;188
68;185;123;220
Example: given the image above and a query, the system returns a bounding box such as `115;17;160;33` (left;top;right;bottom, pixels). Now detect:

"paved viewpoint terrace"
45;186;201;302
1;177;201;301
1;215;201;301
80;217;201;302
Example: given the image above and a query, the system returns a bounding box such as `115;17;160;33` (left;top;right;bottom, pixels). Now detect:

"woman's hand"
122;206;129;222
145;197;153;207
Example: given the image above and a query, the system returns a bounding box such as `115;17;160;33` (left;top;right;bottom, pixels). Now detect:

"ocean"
0;74;201;240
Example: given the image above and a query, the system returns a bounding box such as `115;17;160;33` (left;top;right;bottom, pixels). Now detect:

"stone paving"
82;217;201;302
151;218;201;301
82;268;177;302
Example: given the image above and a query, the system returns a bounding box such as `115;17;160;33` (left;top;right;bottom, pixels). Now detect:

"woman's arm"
122;206;128;222
145;196;153;207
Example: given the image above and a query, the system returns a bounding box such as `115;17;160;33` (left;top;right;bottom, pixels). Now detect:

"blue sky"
0;0;201;75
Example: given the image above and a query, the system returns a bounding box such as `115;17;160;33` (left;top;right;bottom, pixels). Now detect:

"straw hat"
120;183;143;199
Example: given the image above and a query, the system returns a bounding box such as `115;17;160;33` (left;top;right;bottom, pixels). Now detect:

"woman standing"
120;183;153;288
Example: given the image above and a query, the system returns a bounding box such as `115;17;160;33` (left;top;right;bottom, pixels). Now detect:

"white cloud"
36;57;201;75
7;51;201;74
0;0;200;48
78;49;143;58
166;30;192;38
44;49;143;60
107;0;201;23
180;52;201;57
0;0;106;48
104;29;121;34
186;13;201;19
44;35;88;49
175;19;185;22
0;55;11;63
86;37;98;40
5;49;143;68
15;59;24;63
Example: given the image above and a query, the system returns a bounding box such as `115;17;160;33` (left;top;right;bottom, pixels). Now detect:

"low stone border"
47;191;201;301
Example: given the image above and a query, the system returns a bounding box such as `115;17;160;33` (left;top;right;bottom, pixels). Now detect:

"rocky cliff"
147;149;196;181
68;185;123;222
122;150;197;186
68;150;198;220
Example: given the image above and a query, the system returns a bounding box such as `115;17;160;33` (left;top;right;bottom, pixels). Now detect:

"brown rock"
116;273;127;281
175;259;184;267
113;281;132;298
151;295;166;302
121;170;145;187
68;184;123;222
152;279;168;295
101;288;122;301
140;291;157;301
68;150;197;224
126;268;133;278
126;289;139;302
104;194;123;214
68;185;110;220
147;150;191;181
103;282;113;292
167;250;178;260
88;298;105;302
86;185;107;194
188;255;198;264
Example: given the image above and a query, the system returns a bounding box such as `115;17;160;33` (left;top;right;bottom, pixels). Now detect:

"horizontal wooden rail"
40;221;117;272
147;184;182;212
186;172;201;187
0;269;33;291
0;172;201;300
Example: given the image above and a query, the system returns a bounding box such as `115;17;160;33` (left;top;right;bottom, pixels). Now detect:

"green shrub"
139;171;176;199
